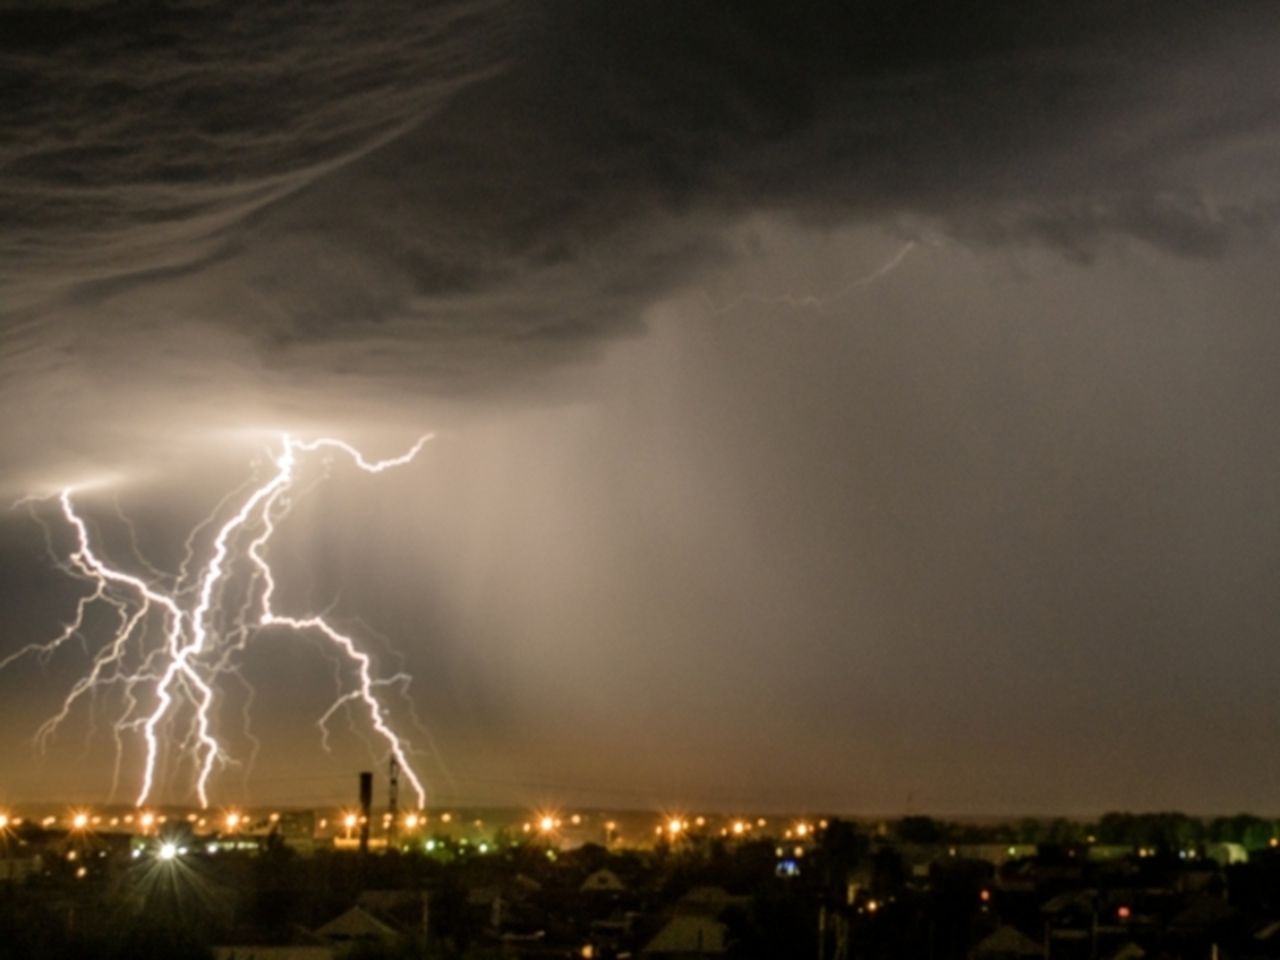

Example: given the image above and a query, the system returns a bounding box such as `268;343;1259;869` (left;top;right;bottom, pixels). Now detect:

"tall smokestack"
359;771;373;855
388;757;400;847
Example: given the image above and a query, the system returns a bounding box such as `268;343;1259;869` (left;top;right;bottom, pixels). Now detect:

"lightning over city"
3;434;432;811
4;2;1280;955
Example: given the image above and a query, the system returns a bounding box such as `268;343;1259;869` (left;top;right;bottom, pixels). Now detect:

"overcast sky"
2;1;1280;815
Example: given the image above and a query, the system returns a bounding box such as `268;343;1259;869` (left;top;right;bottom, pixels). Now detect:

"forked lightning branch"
2;434;432;810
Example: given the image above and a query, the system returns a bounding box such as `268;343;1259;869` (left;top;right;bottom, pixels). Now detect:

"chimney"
359;771;373;855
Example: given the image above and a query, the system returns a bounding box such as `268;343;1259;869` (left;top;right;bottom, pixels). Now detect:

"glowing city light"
5;433;433;809
539;815;557;833
404;813;420;830
667;818;684;835
0;813;8;830
71;812;89;830
158;842;178;861
224;812;241;831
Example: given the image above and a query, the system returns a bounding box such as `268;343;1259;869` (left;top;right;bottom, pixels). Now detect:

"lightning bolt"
3;434;433;810
704;239;917;316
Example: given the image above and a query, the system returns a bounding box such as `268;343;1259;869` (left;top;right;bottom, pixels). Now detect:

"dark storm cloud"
2;0;1280;478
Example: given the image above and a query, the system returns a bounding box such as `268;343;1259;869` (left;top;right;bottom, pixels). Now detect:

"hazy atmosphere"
3;1;1280;816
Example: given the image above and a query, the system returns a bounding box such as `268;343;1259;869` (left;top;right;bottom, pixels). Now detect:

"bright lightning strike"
4;434;434;809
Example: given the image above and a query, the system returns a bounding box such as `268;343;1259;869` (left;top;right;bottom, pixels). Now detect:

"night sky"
2;2;1280;815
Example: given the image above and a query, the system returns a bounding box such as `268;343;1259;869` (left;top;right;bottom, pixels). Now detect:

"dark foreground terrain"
2;812;1279;959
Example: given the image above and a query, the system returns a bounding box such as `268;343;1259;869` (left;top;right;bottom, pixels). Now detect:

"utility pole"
359;771;373;856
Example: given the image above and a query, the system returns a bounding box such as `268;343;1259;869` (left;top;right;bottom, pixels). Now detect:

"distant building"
0;855;41;882
581;868;627;894
314;905;399;945
968;925;1043;960
1105;943;1146;960
676;886;749;916
642;915;728;958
